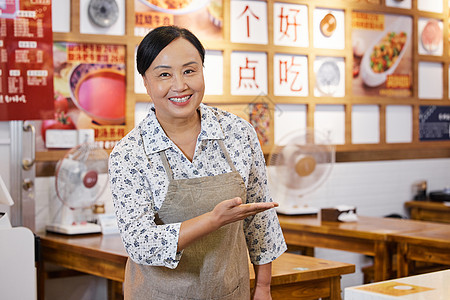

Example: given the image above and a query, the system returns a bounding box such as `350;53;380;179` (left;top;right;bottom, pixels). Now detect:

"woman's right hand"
178;197;277;251
211;197;278;228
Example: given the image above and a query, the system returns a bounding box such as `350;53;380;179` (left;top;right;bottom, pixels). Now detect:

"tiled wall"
290;158;450;218
34;158;450;294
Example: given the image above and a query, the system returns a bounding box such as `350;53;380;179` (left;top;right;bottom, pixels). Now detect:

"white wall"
0;121;11;214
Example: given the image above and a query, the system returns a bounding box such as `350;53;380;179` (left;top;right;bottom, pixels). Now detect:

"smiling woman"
141;38;205;134
109;26;287;300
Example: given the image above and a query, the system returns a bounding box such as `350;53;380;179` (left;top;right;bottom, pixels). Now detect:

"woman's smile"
169;94;192;105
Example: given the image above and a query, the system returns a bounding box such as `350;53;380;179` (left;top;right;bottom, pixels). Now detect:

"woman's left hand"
251;284;272;300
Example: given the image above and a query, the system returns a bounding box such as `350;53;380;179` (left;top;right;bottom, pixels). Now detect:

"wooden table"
277;214;444;282
390;225;450;277
345;269;450;300
38;232;355;300
405;201;450;224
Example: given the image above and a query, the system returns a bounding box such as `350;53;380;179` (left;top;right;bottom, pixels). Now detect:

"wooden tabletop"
38;232;355;286
277;214;446;282
405;201;450;211
389;225;450;248
389;225;450;277
277;214;444;240
405;201;450;224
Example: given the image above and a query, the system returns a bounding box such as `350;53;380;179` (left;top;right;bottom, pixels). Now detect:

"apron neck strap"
159;139;237;180
159;151;174;180
217;139;237;172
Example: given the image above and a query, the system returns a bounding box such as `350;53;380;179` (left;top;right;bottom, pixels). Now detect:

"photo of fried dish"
139;0;210;15
147;0;192;10
370;31;407;73
359;16;411;87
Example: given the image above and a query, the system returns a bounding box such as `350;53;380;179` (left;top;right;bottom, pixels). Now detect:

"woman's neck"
156;109;201;161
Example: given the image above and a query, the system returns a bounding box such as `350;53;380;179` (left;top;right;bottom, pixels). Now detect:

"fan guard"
267;128;335;214
55;142;109;209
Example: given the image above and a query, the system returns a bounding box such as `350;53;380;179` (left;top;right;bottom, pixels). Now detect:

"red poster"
0;0;54;120
36;42;126;151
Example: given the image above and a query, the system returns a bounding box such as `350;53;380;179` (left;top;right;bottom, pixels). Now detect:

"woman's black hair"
136;26;205;76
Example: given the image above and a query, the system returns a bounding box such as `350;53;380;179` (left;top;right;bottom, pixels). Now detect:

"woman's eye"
159;72;170;77
184;69;194;75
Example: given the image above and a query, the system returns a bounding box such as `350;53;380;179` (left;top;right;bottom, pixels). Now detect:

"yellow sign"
352;12;384;31
355;281;434;297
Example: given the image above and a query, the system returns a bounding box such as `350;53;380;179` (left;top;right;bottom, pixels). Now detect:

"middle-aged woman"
109;25;287;300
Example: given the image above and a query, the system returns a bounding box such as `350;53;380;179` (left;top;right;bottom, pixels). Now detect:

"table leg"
36;261;46;300
107;280;124;300
373;241;390;282
397;242;409;278
329;276;342;300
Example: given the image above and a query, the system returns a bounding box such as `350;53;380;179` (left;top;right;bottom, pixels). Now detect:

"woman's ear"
142;75;150;93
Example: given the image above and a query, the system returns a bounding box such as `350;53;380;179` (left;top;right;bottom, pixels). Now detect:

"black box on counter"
321;206;357;222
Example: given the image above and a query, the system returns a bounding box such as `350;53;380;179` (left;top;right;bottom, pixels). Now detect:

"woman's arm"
109;141;183;269
178;197;278;251
252;263;272;300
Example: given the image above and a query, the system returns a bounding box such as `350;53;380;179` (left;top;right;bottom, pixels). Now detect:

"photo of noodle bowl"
360;17;411;87
139;0;211;14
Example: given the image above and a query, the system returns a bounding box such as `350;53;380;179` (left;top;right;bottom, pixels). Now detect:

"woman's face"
142;37;205;122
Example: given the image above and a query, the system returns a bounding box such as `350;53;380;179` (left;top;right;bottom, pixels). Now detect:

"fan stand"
276;204;319;215
46;223;102;235
275;193;319;215
46;205;101;235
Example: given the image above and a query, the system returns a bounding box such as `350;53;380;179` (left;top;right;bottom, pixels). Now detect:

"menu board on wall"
38;42;126;150
352;12;412;98
419;106;450;141
0;0;54;121
134;0;223;40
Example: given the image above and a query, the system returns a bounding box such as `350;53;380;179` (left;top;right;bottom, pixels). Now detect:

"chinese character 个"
237;5;260;38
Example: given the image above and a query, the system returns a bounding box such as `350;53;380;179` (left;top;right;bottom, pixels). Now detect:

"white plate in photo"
316;61;340;96
421;19;442;54
138;0;211;15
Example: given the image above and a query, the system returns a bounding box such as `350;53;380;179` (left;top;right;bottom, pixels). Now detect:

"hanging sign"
419;105;450;141
0;0;54;121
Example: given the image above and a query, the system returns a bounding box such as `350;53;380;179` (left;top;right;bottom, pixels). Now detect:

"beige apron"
124;140;250;300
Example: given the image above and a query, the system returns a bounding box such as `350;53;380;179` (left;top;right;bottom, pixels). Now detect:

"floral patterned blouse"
109;103;287;269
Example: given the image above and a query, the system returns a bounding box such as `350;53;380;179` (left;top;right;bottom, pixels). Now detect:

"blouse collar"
139;103;225;155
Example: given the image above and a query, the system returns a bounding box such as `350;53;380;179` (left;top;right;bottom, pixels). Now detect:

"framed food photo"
418;18;443;56
36;42;127;151
352;12;413;98
134;0;223;40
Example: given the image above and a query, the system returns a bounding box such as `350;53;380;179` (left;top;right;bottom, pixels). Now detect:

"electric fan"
46;142;109;234
267;128;335;215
